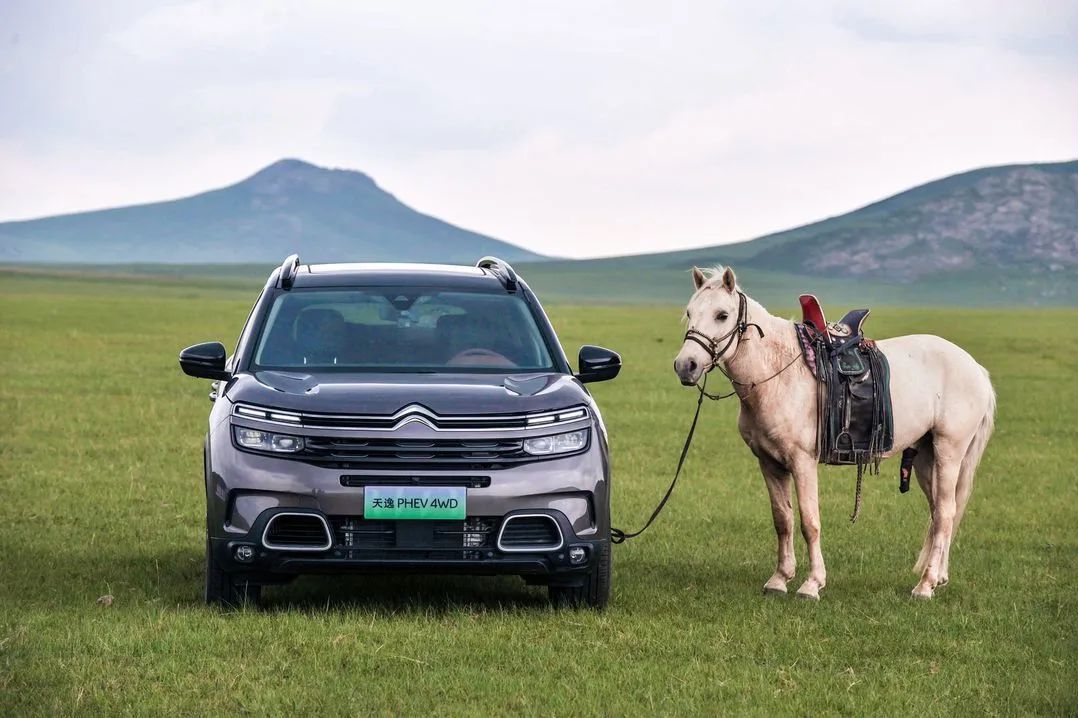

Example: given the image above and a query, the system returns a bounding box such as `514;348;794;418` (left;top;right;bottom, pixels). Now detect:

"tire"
204;535;262;609
203;439;261;610
548;541;611;609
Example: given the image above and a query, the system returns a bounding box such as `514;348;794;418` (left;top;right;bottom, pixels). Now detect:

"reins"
611;293;802;544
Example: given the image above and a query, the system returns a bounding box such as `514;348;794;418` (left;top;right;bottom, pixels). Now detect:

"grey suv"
179;256;621;608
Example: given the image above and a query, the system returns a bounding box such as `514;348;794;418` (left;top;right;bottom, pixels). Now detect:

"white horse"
673;266;995;599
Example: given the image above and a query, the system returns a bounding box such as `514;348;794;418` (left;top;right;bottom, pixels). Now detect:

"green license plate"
363;486;467;520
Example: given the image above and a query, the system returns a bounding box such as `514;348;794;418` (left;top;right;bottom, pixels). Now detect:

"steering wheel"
447;348;516;367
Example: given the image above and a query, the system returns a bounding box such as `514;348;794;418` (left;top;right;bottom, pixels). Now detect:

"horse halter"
682;290;765;372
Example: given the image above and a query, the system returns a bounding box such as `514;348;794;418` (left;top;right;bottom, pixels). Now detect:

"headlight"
233;426;305;453
523;429;588;456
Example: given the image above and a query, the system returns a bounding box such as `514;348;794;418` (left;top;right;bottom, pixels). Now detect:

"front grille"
331;516;497;559
232;403;592;470
263;514;331;550
335;518;396;548
302;438;529;469
497;515;562;551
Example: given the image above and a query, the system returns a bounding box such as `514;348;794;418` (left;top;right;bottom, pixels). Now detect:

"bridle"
683;290;764;385
681;289;800;400
683;290;764;371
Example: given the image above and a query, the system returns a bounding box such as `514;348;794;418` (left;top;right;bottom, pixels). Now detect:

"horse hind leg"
911;439;935;576
912;440;964;599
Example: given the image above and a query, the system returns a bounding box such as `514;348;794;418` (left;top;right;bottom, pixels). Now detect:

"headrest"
435;313;471;335
295;308;346;346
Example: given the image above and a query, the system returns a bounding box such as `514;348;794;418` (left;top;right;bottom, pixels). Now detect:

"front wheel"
548;541;611;609
204;535;262;609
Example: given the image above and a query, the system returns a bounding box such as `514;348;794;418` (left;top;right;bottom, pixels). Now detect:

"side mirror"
179;342;231;381
576;345;621;384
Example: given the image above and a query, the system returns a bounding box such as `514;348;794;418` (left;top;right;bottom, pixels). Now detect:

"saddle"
795;295;894;476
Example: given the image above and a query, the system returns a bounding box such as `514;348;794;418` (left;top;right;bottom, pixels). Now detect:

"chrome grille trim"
261;512;333;552
496;514;565;553
232;402;590;432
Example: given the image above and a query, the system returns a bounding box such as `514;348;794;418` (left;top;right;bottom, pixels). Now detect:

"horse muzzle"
673;354;704;386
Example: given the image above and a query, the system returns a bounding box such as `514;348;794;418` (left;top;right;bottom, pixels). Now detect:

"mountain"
643;159;1078;281
511;160;1078;307
4;158;1075;306
0;159;546;264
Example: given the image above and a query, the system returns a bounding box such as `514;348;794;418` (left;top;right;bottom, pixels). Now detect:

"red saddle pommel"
799;294;829;342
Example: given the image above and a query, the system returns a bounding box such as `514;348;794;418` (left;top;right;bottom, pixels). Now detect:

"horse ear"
691;267;707;290
721;266;737;293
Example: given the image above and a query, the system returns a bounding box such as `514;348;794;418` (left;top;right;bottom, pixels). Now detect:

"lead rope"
611;347;803;544
611;374;709;544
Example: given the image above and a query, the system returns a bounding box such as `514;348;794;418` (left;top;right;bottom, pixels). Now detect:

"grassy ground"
1;274;1075;715
6;260;1075;307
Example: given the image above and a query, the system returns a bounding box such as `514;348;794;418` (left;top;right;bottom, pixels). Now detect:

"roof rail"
278;254;300;289
476;256;518;291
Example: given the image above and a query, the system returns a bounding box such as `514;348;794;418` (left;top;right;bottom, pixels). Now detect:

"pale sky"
2;1;1076;258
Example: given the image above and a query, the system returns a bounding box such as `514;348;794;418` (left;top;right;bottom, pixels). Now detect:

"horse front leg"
791;456;826;600
759;455;796;595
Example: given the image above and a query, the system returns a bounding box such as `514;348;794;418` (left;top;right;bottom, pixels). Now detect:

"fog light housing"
568;546;587;565
234;545;255;563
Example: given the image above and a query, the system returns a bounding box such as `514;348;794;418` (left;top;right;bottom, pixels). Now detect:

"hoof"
794;579;822;600
763;574;789;596
911;588;933;600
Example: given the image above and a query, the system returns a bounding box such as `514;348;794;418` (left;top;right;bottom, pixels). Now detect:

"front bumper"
205;402;611;585
211;507;605;585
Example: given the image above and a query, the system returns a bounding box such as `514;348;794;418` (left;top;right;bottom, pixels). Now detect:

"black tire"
204;535;262;609
549;541;611;609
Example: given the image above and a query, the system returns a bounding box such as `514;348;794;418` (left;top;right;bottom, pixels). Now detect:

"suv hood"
224;371;589;416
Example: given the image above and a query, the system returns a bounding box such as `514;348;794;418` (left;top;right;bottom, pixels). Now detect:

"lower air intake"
497;514;563;552
262;513;333;551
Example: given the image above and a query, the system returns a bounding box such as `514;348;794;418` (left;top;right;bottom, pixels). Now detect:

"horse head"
673;265;742;386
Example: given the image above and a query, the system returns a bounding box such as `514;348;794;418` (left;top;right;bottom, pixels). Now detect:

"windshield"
251;287;556;373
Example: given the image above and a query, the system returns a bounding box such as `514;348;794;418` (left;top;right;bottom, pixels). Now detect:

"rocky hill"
678;160;1078;281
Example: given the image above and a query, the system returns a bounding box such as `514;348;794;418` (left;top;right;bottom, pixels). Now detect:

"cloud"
1;0;1075;256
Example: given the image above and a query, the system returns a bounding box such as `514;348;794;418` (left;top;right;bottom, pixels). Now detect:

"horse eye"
717;311;729;321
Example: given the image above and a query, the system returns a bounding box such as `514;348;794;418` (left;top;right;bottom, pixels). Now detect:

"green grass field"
1;273;1075;715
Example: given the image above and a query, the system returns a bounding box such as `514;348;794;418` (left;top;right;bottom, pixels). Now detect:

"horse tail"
954;367;996;533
